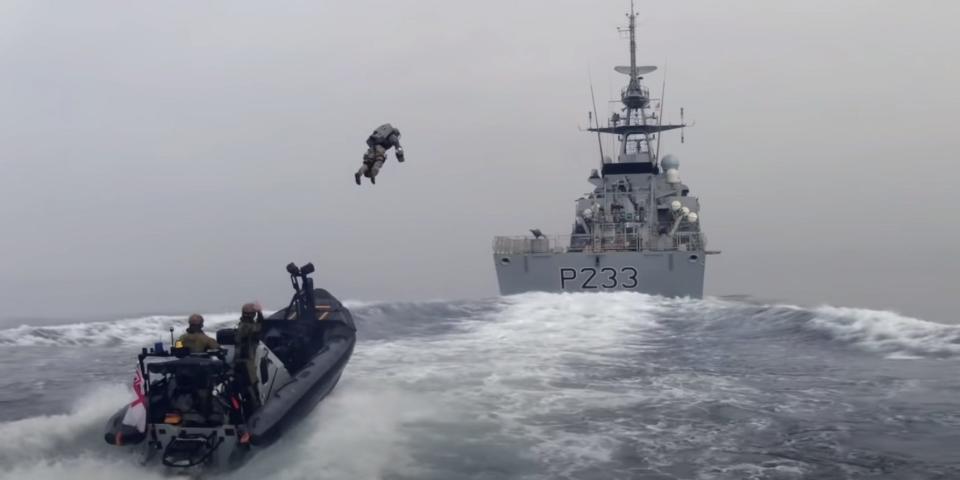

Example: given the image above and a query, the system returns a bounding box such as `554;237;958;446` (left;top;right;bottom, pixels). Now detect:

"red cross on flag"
121;367;147;433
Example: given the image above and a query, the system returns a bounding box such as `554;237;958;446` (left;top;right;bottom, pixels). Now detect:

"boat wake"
1;293;957;479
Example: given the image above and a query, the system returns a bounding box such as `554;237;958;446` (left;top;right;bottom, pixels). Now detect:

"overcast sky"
1;0;958;324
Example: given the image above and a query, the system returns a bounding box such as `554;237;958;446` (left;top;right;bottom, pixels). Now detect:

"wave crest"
808;306;960;358
0;313;238;347
0;296;954;360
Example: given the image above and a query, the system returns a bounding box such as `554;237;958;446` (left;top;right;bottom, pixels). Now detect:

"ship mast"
587;2;684;166
627;1;639;93
621;2;652;164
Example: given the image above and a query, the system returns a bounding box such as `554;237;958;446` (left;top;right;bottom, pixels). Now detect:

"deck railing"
672;231;706;252
493;231;705;255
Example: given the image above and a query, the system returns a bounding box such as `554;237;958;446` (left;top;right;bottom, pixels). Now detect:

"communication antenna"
589;70;605;165
680;107;685;144
654;63;667;162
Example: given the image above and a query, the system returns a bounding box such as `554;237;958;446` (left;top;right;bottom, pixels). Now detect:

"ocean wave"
0;313;240;347
0;383;133;472
655;297;959;359
0;377;437;480
1;292;955;479
0;295;953;360
807;305;960;358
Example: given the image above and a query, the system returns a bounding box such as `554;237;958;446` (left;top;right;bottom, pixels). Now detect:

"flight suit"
355;124;403;185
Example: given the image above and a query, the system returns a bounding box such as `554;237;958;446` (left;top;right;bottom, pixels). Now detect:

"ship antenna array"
618;0;638;82
655;63;666;162
589;70;605;165
681;107;685;143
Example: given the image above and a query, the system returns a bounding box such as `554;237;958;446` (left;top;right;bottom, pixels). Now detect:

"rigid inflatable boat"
104;262;356;469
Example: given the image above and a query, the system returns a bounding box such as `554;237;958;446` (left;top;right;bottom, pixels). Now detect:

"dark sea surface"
2;292;959;479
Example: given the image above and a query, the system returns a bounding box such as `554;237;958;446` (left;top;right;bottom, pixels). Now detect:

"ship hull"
493;251;705;297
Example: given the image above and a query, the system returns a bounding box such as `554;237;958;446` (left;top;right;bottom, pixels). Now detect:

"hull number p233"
560;267;639;289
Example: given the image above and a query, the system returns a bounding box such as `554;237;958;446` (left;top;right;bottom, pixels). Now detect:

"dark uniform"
235;303;263;409
355;123;404;185
178;314;219;353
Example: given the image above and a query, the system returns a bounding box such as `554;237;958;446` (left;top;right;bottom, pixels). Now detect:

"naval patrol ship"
493;6;717;297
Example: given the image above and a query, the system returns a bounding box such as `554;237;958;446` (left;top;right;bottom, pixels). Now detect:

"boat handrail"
493;231;706;255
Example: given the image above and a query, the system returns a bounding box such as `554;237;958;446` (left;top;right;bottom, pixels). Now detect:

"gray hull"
494;251;705;297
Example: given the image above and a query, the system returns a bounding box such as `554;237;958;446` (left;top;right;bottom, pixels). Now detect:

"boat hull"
247;336;354;445
493;251;706;297
103;285;356;470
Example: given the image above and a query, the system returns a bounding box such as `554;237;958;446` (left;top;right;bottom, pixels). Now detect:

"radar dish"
614;65;657;76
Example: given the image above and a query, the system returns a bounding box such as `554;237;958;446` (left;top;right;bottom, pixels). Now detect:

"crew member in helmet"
177;314;220;353
355;123;404;185
235;302;263;409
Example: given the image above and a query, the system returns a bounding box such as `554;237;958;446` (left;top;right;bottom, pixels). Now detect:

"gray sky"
1;0;958;323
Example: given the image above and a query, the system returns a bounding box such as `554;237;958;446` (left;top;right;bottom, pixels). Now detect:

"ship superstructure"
492;6;717;297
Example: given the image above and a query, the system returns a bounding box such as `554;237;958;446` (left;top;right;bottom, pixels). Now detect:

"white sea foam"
0;293;798;476
0;378;434;480
0;313;240;347
0;383;133;472
345;292;707;477
231;378;437;480
808;305;960;357
1;294;953;479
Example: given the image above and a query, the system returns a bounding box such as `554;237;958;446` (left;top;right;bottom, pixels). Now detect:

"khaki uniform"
235;320;262;406
178;331;219;353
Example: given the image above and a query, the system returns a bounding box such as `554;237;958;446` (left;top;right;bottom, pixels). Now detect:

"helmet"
188;314;204;327
241;302;260;321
